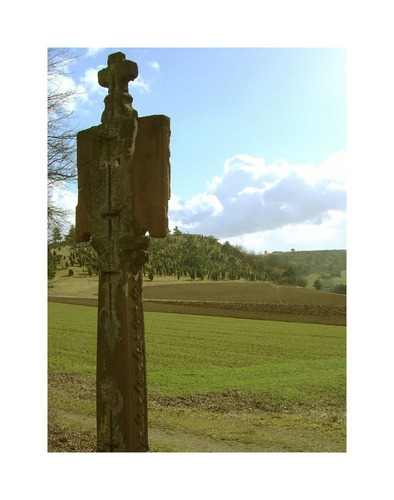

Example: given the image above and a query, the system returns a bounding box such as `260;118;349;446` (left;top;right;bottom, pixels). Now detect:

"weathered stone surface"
133;115;171;238
75;52;170;452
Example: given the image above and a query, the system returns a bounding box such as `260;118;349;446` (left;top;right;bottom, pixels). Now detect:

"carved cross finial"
98;52;139;123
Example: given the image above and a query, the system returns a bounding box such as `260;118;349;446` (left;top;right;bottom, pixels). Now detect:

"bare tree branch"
47;48;81;230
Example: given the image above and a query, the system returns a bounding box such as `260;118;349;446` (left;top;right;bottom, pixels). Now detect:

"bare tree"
47;48;81;230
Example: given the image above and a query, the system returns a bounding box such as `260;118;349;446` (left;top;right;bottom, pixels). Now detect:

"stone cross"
76;52;170;452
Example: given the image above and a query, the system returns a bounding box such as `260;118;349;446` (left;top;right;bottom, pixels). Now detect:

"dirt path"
148;427;259;452
48;408;257;452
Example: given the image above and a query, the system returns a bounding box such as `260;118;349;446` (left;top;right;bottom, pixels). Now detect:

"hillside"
49;231;346;292
148;233;346;291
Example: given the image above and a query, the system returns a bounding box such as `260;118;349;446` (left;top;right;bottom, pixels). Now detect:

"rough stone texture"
75;52;170;452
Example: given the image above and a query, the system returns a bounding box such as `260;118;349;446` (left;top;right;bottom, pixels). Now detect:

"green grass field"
48;302;346;452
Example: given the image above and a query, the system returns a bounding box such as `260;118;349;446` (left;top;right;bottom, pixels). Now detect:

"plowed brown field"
49;280;345;325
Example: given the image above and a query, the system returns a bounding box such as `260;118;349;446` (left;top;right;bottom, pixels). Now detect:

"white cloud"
148;60;160;72
130;76;151;93
85;48;105;58
170;193;223;228
80;66;106;96
221;210;346;253
169;151;346;250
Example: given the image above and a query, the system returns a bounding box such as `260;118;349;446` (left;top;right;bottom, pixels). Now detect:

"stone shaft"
96;252;149;452
76;52;170;452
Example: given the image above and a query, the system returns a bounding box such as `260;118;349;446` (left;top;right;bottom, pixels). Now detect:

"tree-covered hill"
147;232;346;292
49;225;346;293
147;231;256;281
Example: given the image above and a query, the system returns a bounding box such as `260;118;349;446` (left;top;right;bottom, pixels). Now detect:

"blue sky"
56;47;346;252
